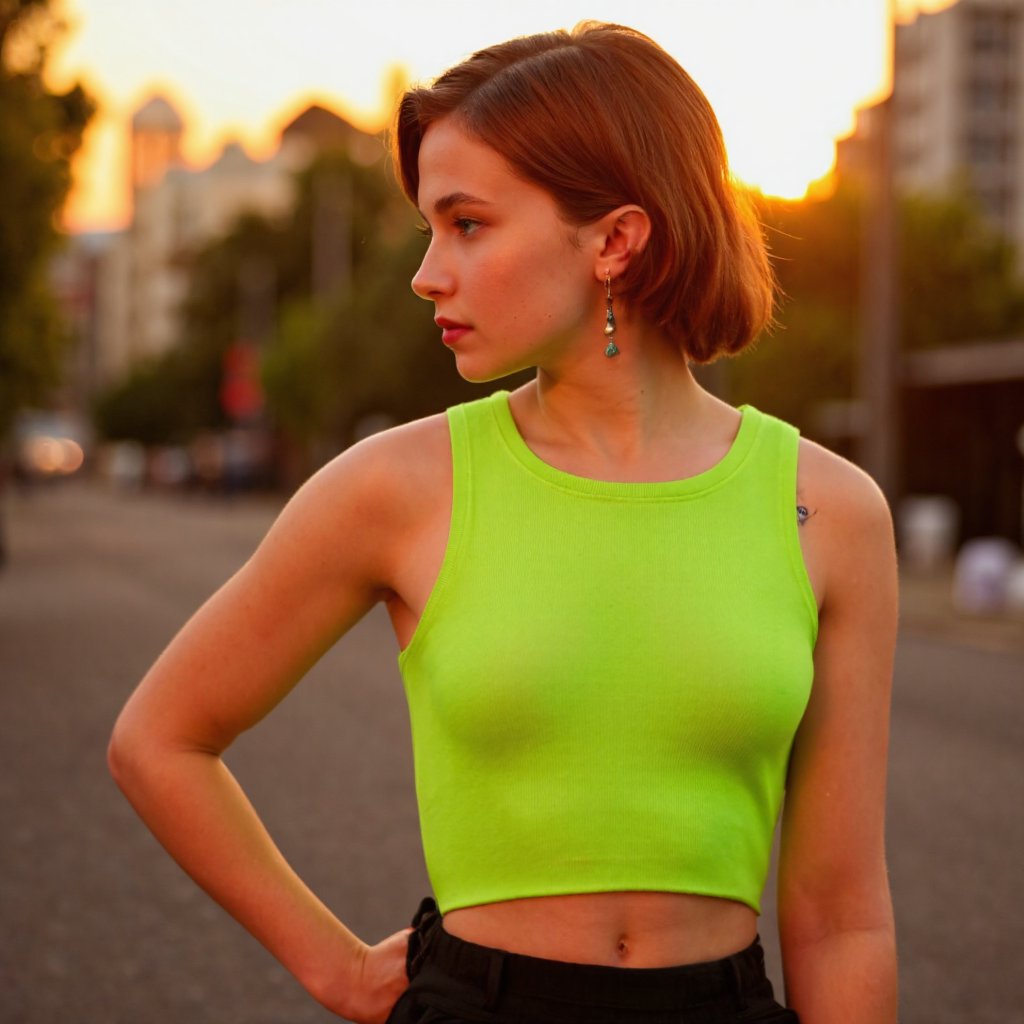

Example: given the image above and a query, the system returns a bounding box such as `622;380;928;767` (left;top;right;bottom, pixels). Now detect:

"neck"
519;319;722;467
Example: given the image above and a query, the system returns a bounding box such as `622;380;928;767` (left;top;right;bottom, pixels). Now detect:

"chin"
454;353;533;385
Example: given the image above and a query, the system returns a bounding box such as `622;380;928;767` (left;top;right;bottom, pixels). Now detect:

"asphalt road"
1;481;1021;1024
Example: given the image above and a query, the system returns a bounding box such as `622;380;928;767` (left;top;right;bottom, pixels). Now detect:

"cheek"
464;249;532;328
505;246;593;328
535;262;596;331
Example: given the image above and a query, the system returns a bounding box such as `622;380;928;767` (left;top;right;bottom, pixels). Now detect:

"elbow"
107;703;224;801
780;908;896;954
107;705;163;799
779;874;895;949
107;711;140;793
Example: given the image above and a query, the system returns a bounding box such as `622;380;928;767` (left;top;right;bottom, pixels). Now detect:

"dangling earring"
603;272;619;358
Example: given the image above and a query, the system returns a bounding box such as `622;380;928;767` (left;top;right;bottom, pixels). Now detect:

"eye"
453;217;481;237
415;221;432;238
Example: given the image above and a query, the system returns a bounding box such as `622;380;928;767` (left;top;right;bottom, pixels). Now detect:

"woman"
108;22;898;1024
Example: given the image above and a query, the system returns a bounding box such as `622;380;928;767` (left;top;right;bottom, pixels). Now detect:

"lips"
435;317;471;347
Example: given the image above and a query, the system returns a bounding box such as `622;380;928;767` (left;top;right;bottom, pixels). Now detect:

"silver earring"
603;272;619;358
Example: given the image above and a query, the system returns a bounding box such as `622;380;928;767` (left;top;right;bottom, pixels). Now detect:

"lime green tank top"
398;391;818;915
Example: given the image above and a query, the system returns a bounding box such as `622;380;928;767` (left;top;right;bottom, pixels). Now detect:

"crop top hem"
438;880;763;917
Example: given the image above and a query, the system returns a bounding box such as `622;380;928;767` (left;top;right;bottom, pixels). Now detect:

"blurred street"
1;481;1021;1024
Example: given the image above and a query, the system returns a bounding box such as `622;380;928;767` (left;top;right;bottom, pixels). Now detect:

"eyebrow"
422;191;493;216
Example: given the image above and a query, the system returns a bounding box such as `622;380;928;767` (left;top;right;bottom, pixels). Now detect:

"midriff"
442;891;759;967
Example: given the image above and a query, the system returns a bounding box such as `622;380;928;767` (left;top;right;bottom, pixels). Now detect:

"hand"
322;927;413;1024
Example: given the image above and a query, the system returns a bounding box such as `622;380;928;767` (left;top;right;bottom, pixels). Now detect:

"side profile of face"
411;117;602;382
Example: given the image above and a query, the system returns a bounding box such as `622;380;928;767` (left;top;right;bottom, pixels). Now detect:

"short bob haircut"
393;22;774;364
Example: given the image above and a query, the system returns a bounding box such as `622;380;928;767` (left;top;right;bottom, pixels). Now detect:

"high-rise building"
837;0;1023;256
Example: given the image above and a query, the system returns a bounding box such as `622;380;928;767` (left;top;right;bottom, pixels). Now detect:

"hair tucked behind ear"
392;22;774;363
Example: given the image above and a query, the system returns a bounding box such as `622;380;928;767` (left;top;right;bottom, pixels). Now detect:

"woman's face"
411;118;598;382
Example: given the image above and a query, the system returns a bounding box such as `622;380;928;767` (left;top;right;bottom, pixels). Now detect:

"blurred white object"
103;441;146;491
1005;560;1024;614
952;538;1020;615
898;495;959;571
149;445;191;488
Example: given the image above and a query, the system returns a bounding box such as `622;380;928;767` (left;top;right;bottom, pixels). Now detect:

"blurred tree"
261;297;336;448
0;0;93;438
93;352;193;446
261;147;408;450
899;188;1024;351
263;175;500;458
729;188;861;430
92;212;284;443
175;212;284;431
730;185;1024;436
0;0;93;566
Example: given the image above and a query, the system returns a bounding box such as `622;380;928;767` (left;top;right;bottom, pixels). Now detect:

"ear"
590;205;651;283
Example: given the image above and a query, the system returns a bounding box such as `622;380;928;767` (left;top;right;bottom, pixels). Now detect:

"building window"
970;10;1013;55
966;131;1013;167
967;77;1010;113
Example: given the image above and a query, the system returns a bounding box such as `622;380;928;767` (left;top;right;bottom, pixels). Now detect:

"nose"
411;241;453;300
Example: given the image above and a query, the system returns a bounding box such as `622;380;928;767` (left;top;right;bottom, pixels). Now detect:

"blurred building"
892;0;1024;547
88;95;378;386
832;0;1024;548
895;0;1021;246
837;0;1023;252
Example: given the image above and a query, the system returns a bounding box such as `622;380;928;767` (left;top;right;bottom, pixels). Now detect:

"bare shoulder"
253;412;452;592
331;411;449;492
795;436;897;613
797;436;893;528
288;412;450;524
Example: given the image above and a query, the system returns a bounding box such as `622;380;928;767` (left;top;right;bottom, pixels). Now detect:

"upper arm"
111;415;449;757
778;451;899;937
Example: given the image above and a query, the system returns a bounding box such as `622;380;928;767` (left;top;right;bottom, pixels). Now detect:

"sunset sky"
45;0;956;233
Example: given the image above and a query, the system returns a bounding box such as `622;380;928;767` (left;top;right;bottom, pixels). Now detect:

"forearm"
781;923;897;1024
108;738;363;1010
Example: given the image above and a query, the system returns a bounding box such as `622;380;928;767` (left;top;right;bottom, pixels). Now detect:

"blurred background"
1;1;1022;1022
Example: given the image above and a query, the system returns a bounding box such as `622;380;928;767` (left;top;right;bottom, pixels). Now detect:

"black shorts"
386;898;799;1024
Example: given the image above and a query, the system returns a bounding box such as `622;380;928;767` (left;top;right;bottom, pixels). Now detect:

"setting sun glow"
46;0;958;233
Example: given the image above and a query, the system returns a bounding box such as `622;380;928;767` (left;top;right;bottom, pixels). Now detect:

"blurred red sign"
220;340;264;421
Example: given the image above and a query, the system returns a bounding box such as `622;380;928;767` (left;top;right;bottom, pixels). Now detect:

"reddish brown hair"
393;22;774;363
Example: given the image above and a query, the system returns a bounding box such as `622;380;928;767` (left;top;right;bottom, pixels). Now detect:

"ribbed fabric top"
398;391;818;915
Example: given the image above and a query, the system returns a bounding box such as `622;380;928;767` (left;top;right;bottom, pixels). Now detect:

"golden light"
45;0;963;229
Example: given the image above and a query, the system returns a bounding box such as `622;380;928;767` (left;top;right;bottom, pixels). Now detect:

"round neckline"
488;391;761;500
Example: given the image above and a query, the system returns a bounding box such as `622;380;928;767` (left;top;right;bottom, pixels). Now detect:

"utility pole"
857;0;902;503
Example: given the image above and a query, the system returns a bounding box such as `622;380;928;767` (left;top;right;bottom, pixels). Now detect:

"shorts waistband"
405;897;773;1013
